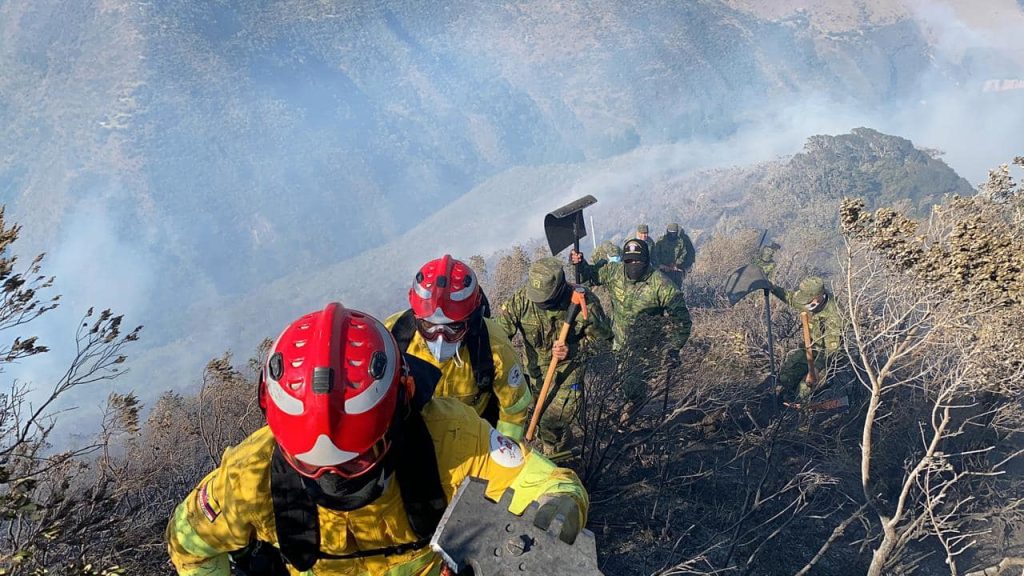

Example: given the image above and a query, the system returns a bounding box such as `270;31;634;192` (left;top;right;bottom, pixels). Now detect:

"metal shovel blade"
725;264;772;306
544;195;597;255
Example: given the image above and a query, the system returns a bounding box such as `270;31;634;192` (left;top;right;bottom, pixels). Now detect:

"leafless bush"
839;189;1024;576
482;245;532;309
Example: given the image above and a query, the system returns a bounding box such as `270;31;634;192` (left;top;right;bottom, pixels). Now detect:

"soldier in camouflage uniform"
498;258;612;454
571;239;692;413
653;223;695;287
753;242;780;279
635;224;657;265
769;276;845;401
592;241;622;264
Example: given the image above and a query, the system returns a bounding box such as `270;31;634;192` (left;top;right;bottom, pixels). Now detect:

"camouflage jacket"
497;287;612;383
580;261;692;351
643;237;657;265
753;256;776;279
770;285;844;354
653;236;690;271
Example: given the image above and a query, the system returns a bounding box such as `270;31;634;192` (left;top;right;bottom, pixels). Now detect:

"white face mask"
426;338;462;363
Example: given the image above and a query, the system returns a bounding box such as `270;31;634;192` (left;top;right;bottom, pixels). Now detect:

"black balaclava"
622;239;650;282
301;451;395;511
537;279;570;311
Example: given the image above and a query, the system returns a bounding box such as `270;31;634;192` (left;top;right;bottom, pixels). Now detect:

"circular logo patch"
507;364;523;388
489;429;525;468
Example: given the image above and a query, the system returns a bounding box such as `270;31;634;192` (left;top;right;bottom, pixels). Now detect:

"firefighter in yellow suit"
384;255;531;440
167;303;587;576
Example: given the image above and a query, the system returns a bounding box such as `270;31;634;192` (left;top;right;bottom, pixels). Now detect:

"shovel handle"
573;212;582;284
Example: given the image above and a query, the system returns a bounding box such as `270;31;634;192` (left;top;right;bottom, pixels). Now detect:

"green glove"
533;494;581;544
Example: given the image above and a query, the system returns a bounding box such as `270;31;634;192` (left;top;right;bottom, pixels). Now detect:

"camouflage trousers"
778;348;829;401
527;370;582;455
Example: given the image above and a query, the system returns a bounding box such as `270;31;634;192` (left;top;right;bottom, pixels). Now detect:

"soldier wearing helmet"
769;276;845;401
384;255;532;440
167;303;588;575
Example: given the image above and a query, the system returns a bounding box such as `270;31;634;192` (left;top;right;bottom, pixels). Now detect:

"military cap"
622;238;650;262
526;257;567;303
793;276;825;306
637;224;649;234
666;223;680;233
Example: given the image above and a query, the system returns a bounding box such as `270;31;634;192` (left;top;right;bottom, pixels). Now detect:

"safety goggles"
416;318;468;343
284;435;391;480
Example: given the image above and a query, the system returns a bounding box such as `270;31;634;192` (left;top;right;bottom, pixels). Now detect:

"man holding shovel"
499;258;611;455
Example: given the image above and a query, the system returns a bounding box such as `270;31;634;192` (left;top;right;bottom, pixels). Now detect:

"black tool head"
725;264;772;306
544;195;597;255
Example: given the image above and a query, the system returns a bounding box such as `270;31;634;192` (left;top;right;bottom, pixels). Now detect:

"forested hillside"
0;0;985;323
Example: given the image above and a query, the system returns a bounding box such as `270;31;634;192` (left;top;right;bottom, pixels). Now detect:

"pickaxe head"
570;286;589;321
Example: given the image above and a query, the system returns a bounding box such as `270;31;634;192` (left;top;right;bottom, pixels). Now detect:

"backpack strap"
464;310;497;425
393;355;446;537
393;402;446;537
391;308;497;419
390;309;418;353
269;446;320;572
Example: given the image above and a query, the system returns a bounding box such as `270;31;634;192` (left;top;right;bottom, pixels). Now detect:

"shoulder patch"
488;428;525;468
197;482;221;523
507;364;524;388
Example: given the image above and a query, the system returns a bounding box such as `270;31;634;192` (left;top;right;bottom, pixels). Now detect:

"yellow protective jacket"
383;313;531;440
167;398;588;576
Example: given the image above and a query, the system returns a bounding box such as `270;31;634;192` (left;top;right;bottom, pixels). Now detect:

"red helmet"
259;303;402;479
409;255;482;329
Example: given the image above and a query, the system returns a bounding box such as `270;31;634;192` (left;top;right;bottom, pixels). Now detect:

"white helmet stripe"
448;270;477;302
266;332;304;416
295;434;360;466
344;320;398;415
412;281;432;299
423;308;455;324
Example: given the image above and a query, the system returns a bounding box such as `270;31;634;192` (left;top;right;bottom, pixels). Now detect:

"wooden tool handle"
525;322;573;442
800;311;818;385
